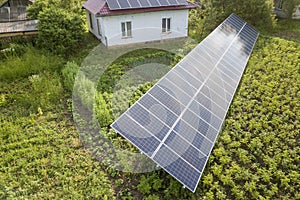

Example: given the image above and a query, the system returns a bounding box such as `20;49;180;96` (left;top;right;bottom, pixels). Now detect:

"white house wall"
100;9;189;47
86;11;105;44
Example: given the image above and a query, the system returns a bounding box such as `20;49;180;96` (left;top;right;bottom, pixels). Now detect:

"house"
83;0;198;47
0;0;38;37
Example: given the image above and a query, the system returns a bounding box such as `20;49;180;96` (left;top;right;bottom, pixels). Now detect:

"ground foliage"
0;45;63;82
269;19;300;42
0;44;115;199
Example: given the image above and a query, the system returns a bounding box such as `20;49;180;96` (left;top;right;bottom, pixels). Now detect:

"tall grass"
0;45;64;82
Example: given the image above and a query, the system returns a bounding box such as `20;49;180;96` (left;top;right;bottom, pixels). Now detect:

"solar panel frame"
111;14;259;192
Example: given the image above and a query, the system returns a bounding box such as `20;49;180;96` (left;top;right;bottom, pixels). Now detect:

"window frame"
121;21;132;38
97;18;101;36
162;17;171;33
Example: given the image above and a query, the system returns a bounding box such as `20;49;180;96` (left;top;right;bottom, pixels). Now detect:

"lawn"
0;19;299;199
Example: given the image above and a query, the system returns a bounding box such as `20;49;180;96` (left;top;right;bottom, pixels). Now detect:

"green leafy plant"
61;61;80;92
36;6;85;55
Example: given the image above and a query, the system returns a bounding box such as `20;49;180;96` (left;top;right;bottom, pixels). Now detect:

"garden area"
0;0;299;199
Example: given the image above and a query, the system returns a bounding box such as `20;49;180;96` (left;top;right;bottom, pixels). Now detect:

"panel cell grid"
137;96;178;127
158;78;191;105
128;0;141;7
153;145;201;190
107;0;187;10
111;14;259;192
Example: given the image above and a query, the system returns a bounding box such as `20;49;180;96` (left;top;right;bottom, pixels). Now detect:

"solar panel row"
107;0;187;10
111;14;259;192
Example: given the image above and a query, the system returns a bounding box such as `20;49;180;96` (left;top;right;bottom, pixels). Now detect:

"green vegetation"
0;45;63;82
36;7;85;55
27;0;86;55
0;40;116;199
189;0;276;41
281;0;300;18
0;1;299;199
270;19;300;42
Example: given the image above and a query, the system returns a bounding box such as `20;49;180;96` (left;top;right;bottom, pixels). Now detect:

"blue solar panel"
107;0;187;10
106;0;120;10
111;14;259;192
128;0;141;8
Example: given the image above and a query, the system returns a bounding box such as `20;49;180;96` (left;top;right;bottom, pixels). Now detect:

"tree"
27;0;85;55
36;6;85;55
27;0;85;19
189;0;276;41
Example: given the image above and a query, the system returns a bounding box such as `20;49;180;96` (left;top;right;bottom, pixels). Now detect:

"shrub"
73;71;95;112
94;91;113;128
62;61;80;92
37;6;85;55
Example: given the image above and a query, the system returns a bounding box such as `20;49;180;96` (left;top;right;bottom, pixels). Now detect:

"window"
97;19;101;36
89;13;93;30
121;21;132;37
162;18;171;33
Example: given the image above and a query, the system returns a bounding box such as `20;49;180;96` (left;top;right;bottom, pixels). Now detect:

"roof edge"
98;1;199;17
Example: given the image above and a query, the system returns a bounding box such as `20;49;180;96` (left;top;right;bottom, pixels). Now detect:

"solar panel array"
111;14;259;192
106;0;187;10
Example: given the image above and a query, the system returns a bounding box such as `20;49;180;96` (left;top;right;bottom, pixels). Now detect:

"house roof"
0;0;35;8
83;0;198;16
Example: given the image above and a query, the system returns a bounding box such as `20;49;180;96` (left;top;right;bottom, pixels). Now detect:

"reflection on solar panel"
107;0;187;10
111;14;259;192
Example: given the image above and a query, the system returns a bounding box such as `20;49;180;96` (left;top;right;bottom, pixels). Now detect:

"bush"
73;71;95;112
94;91;113;128
62;61;80;92
37;6;85;55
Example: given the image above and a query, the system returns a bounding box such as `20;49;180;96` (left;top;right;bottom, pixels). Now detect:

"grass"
268;19;300;42
0;112;115;199
0;46;64;83
0;35;116;199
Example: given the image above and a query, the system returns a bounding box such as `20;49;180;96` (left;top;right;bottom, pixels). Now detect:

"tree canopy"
27;0;86;55
189;0;276;41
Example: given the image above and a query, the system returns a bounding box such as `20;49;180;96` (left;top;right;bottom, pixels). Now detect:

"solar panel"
106;0;187;10
111;14;259;192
